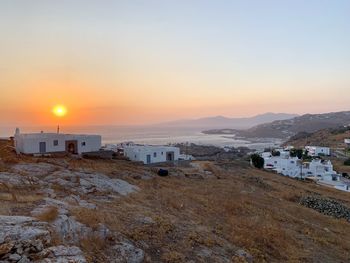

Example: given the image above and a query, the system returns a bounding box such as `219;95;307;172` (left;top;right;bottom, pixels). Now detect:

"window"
53;140;59;146
81;142;86;146
154;152;157;158
161;152;164;155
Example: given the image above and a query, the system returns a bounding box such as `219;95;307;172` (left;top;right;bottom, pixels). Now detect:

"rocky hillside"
1;139;350;262
284;126;350;148
204;111;350;140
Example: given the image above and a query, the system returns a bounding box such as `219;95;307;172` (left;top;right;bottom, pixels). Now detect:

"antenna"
57;125;60;134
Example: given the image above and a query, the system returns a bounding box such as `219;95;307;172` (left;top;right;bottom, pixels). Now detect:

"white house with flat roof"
305;146;330;157
124;145;180;164
14;128;101;155
345;139;350;146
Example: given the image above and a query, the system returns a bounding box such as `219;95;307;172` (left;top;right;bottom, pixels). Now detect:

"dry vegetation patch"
35;206;59;222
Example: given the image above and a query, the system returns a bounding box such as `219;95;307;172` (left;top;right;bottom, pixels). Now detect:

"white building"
263;154;300;178
14;128;101;155
345;139;350;147
305;146;330;157
301;159;335;178
262;148;350;192
124;145;180;164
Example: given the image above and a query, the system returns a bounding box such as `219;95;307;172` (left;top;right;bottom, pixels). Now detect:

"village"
259;141;350;193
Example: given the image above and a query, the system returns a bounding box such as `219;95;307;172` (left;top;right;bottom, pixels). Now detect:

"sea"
0;125;281;151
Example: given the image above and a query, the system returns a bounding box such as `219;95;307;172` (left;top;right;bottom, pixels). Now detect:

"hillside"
204;111;350;140
157;112;298;129
1;139;350;262
284;126;350;148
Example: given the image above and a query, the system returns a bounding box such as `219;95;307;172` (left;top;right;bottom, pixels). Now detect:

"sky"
0;0;350;126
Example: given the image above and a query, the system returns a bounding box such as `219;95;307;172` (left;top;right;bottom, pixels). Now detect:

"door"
166;151;174;161
146;154;151;164
39;142;46;153
65;140;78;154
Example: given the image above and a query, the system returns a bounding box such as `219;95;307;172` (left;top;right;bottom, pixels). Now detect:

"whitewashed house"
305;146;330;157
14;128;101;155
345;139;350;147
301;159;336;178
263;154;300;178
124;145;180;164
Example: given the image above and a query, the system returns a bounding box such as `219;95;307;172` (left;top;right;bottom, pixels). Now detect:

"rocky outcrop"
0;215;86;262
44;171;139;196
110;242;145;263
31;198;109;244
0;172;39;187
12;163;58;178
36;246;86;263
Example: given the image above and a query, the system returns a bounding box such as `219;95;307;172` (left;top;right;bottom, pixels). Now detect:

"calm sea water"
0;125;281;150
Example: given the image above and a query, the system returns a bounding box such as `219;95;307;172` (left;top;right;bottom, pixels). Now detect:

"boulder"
0;216;50;245
112;242;144;263
37;246;86;263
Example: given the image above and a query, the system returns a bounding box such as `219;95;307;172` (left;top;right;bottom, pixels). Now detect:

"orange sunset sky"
1;1;350;126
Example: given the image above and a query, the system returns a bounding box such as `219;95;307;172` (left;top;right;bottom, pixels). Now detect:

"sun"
52;105;67;117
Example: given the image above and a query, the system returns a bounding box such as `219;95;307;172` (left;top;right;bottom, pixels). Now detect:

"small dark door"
146;154;151;164
166;151;174;161
39;142;46;153
65;140;78;154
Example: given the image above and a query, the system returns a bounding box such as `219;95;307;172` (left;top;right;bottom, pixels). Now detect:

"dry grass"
35;206;59;222
89;162;350;262
71;207;105;230
2;143;350;262
80;234;110;263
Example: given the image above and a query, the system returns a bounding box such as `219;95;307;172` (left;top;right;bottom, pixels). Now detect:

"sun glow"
52;105;67;117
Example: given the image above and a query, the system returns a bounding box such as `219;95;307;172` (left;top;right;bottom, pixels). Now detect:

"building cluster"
261;146;350;192
13;128;186;165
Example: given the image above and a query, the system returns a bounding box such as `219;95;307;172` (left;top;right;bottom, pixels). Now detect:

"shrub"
271;150;280;157
251;154;264;169
344;159;350;166
290;149;303;159
35;206;59;222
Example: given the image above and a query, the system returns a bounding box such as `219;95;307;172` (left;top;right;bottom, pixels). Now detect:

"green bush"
271;150;280;157
290;149;303;159
251;154;264;169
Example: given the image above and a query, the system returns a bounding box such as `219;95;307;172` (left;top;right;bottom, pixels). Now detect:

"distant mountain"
204;111;350;140
157;113;298;129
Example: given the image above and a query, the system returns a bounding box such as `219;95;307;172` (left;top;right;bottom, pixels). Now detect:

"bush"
290;149;303;159
344;159;350;166
251;154;264;169
271;150;280;157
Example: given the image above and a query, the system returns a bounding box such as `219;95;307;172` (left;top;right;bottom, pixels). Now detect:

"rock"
0;172;38;187
51;214;89;244
37;245;86;263
0;216;50;245
12;163;58;178
45;170;139;196
18;255;30;263
300;196;350;221
112;242;144;263
235;249;253;263
8;253;21;261
0;242;14;256
137;217;154;225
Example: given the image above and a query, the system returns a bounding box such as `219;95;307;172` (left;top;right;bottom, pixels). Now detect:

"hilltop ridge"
203;111;350;140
